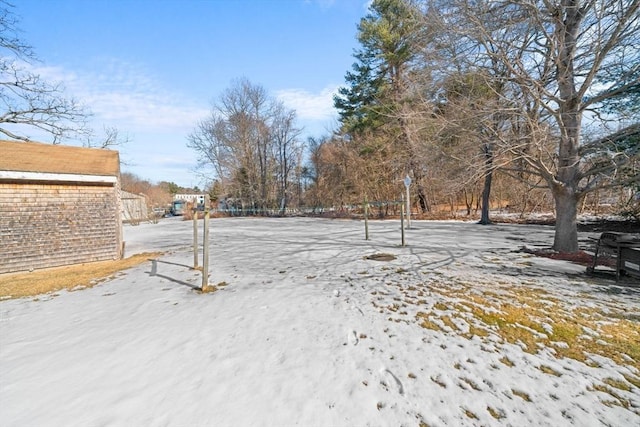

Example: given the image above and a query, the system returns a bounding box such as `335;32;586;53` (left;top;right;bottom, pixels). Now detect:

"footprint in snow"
380;368;404;395
351;305;364;316
347;330;359;346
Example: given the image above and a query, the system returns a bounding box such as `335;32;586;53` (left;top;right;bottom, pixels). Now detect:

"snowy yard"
1;217;639;426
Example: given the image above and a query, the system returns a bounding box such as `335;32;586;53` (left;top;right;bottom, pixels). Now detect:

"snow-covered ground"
1;217;639;426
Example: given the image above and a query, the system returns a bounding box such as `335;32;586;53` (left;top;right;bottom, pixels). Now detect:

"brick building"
0;140;123;274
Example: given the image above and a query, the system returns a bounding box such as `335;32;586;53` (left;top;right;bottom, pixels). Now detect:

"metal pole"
364;197;369;240
202;203;210;290
403;175;412;230
405;184;411;229
400;194;405;247
193;208;198;269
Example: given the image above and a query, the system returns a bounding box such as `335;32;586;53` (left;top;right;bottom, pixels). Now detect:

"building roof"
0;140;120;177
121;190;147;199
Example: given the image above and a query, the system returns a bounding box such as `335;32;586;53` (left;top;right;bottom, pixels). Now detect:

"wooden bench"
588;232;640;282
620;246;640;279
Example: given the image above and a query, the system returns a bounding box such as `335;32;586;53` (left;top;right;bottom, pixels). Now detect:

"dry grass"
591;383;631;409
512;389;532;402
539;365;562;377
0;253;162;299
603;377;632;392
487;406;506;420
413;284;640;372
462;408;478;419
622;373;640;389
198;284;218;294
499;356;515;367
416;312;440;331
460;377;481;391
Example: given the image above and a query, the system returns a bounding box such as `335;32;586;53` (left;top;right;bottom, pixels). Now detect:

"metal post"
405;184;411;229
363;197;369;240
193;208;198;268
403;175;412;229
400;194;405;247
201;195;210;290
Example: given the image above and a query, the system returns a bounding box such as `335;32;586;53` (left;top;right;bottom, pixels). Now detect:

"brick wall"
0;182;121;274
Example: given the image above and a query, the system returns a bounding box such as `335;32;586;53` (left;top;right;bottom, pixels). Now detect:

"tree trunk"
464;189;473;216
552;185;580;253
479;141;493;225
552;0;583;253
418;185;429;212
479;170;493;224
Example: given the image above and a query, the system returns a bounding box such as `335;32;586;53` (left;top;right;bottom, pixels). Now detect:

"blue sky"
15;0;369;187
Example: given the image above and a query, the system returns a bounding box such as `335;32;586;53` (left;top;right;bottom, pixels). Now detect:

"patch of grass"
460;377;481;391
462;408;478;419
585;359;602;368
470;305;545;353
0;253;162;299
599;321;640;364
499;356;515;367
487;406;505;420
591;384;631;409
603;377;632;392
622;373;640;389
387;303;400;312
440;315;459;332
465;325;491;339
512;389;532;402
198;284;218;294
416;312;442;331
539;365;562;377
419;284;640;371
433;302;449;311
547;321;581;341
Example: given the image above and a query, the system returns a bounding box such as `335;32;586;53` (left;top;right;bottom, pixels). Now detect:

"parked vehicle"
152;207;167;218
170;200;186;216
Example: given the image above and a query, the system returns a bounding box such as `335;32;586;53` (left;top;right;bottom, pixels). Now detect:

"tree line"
2;1;638;253
189;0;638;252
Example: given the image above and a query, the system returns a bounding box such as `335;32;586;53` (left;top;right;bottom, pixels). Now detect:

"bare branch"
0;3;89;142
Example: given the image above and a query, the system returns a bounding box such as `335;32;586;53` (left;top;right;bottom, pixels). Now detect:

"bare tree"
272;102;302;214
442;0;640;252
0;2;88;143
188;78;302;214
